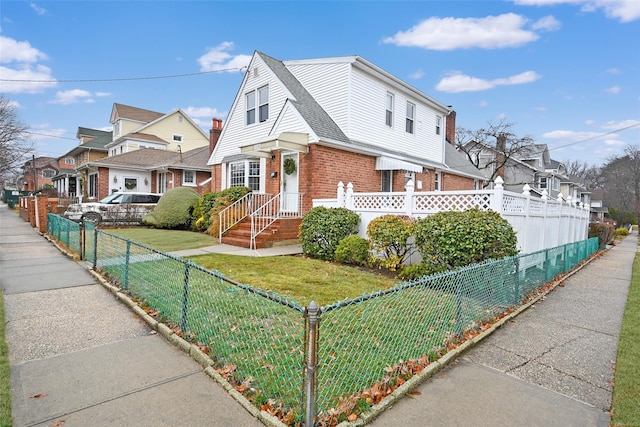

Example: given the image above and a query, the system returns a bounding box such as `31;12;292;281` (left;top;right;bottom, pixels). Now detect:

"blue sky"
1;0;639;167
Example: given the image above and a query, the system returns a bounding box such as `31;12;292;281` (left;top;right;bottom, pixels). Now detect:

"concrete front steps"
221;217;302;249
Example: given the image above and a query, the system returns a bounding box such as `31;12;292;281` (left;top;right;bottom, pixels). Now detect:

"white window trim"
245;85;269;126
436;116;442;135
385;92;394;127
381;170;392;192
228;159;262;192
406;101;415;134
182;170;196;186
258;86;269;123
172;134;183;143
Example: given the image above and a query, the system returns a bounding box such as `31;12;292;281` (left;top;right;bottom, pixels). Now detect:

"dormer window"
113;121;120;137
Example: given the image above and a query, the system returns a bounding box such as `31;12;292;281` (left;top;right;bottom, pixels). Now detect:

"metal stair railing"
250;192;304;250
218;192;273;243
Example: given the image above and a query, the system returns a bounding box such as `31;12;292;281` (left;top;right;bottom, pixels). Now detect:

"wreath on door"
283;157;297;175
125;180;137;190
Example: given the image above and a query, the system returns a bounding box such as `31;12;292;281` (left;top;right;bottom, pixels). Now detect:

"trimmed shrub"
615;227;630;237
335;235;371;266
413;209;518;272
589;223;614;247
367;215;416;271
299;206;360;260
191;186;252;233
143;187;200;229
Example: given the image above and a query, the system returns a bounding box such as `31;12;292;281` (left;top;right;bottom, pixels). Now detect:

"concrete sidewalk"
370;235;635;427
0;205;265;427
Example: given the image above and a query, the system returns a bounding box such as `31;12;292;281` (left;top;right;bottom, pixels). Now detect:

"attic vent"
253;67;259;78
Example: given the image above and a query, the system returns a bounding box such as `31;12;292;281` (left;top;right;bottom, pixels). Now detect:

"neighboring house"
86;145;213;197
21;156;74;192
208;51;486;213
459;141;590;203
73;103;212;201
52;127;112;198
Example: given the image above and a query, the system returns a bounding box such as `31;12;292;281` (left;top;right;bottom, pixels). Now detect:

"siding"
286;62;350;135
349;67;444;163
272;104;313;137
212;55;291;164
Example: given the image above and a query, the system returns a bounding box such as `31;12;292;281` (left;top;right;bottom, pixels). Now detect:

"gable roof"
89;146;210;171
111;103;164;124
257;52;349;144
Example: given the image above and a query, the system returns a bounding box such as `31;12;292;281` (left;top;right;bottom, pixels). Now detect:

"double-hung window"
385;92;394;127
246;85;269;125
381;170;392;192
406;102;415;134
436;116;442;135
539;177;547;189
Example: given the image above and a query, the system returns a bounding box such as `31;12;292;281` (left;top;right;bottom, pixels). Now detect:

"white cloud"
601;119;640;130
436;70;541;92
513;0;640;22
532;15;562;31
29;3;46;15
183;106;225;118
0;36;48;63
49;89;94;105
0;64;56;93
383;13;541;50
95;92;111;97
197;41;251;72
605;85;621;94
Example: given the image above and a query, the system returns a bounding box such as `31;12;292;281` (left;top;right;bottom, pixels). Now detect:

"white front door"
281;153;299;212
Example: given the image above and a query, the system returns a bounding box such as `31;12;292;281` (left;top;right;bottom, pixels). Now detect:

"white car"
63;192;161;223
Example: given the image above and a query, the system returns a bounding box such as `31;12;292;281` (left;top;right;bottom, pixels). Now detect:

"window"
385;92;394;127
258;86;269;122
381;170;392;192
434;171;440;190
229;160;261;191
158;172;168;193
88;173;98;198
246;92;256;125
539;177;547;189
65;158;75;165
246;86;269;125
42;169;55;178
183;170;195;185
113;121;120;137
436;116;442;135
172;134;183;142
406;102;415;134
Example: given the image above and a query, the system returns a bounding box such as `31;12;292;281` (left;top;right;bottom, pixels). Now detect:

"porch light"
113;175;118;183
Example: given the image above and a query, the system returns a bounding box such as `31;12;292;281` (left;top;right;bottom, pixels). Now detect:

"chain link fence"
46;214;598;425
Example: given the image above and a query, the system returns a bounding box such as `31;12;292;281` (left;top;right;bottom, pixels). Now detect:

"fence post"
182;261;192;333
490;177;504;213
513;257;520;305
80;221;85;260
405;179;414;216
92;225;98;269
123;240;131;291
346;183;354;210
456;282;463;337
522;184;531;252
541;190;548;250
337;181;344;208
304;301;321;427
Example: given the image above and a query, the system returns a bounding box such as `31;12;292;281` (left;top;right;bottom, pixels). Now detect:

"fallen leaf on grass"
348;413;358;421
30;393;48;399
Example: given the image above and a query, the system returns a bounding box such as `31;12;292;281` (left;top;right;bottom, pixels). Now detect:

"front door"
281;153;299;213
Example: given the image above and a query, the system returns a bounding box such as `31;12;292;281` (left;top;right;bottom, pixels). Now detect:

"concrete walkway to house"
370;234;635;427
0;204;265;427
1;201;634;427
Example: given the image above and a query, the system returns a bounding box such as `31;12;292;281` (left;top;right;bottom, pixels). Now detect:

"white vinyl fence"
313;177;590;254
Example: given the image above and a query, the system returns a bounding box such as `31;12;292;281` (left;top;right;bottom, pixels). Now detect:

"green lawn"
0;292;11;427
106;227;217;252
611;253;640;425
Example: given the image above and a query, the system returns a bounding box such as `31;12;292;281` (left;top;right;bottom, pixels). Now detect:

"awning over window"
375;156;423;173
239;132;309;157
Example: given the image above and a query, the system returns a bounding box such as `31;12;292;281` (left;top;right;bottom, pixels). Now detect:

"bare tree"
562;159;604;189
0;95;33;186
600;145;640;222
456;119;536;187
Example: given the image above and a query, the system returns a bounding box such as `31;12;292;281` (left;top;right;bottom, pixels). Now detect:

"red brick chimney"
445;110;456;146
209;118;223;154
